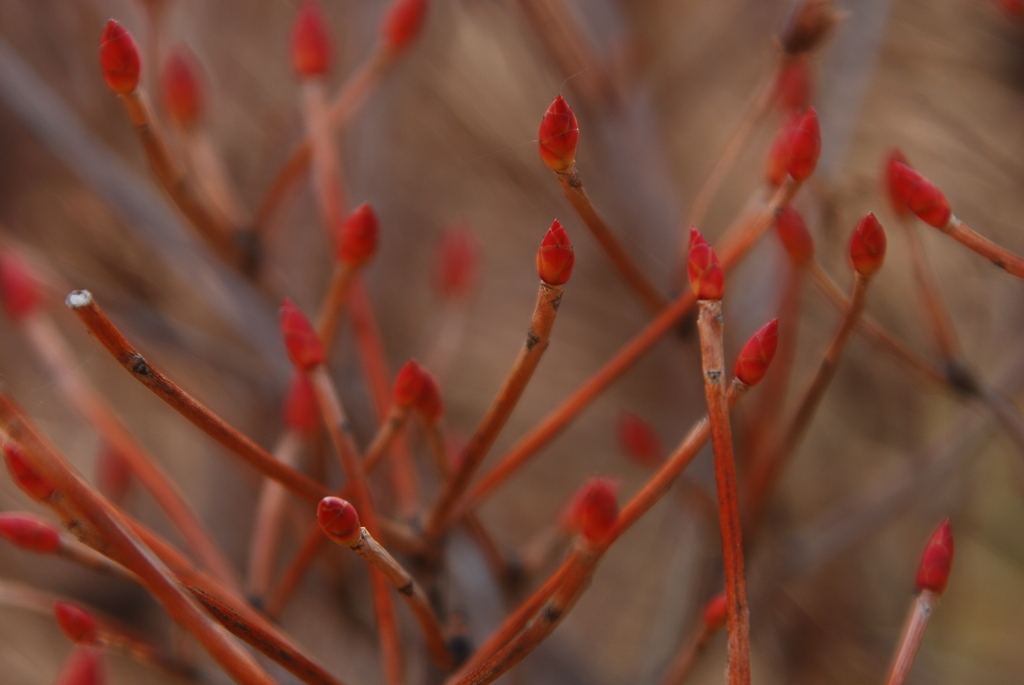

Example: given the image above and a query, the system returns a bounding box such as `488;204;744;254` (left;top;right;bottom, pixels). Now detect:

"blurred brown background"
1;0;1023;683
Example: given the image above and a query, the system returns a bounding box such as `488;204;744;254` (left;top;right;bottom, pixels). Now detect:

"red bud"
54;602;99;645
774;57;813;112
54;647;105;685
787;108;821;181
780;0;840;54
435;226;478;300
0;250;41;321
765;114;799;187
774;206;815;264
537;220;575;285
3;442;55;502
317;496;361;546
160;47;204;129
848;212;887;276
615;411;664;467
416;368;444;422
687;228;724;300
291;1;332;78
573;477;619;544
394;359;427;408
703;592;728;631
883;148;911;218
889;162;952;229
280;299;324;371
538;96;579;172
916;518;953;595
336;202;379;268
734;319;779;387
382;0;428;52
0;512;61;553
284;372;320;434
96;446;132;503
99;20;141;94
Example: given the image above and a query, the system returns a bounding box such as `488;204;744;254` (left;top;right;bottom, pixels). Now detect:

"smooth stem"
424;281;565;538
21;312;242;593
247;430;304;602
460;181;798;514
65;290;329;503
555;166;668;314
302;79;347;234
942;216;1024;279
184;129;245;227
696;300;751;685
316;263;357;355
899;216;962;364
309;366;405;685
884;590;938;685
56;532;143;584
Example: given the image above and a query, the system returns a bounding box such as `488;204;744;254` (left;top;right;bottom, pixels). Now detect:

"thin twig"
941;216;1024;279
884;590;938;685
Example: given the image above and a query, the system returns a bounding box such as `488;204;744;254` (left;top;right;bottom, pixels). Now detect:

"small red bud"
536;220;575;285
280;299;324;371
96;446;132;502
734;319;779;387
848;212;887;277
889;161;952;229
393;359;427;408
415;368;444;423
615;411;664;467
3;442;55;502
54;602;100;645
916;518;953;595
774;57;813;112
687;228;724;300
54;647;105;685
0;250;41;321
774;207;815;264
0;512;61;553
160;47;204;129
317;496;362;546
538;96;579;172
883;148;911;218
703;592;728;631
336;202;379;268
765;114;799;187
435;226;478;300
780;0;840;55
787;108;821;181
99;20;141;95
284;372;320;434
573;477;619;544
290;1;332;78
382;0;428;52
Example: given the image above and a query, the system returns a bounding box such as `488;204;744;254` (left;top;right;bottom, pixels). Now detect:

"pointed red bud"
0;250;41;321
435;226;478;300
290;1;332;78
787;108;821;181
780;0;840;55
537;220;575;285
394;359;427;408
382;0;428;52
284;372;320;433
96;446;132;502
889;162;952;228
883;148;911;217
774;57;813;112
54;602;99;645
99;20;141;94
703;592;728;631
54;647;105;685
916;518;953;595
688;228;724;300
615;411;664;467
160;48;204;129
3;442;55;502
0;512;61;553
416;368;444;422
280;299;324;371
336;202;379;268
849;212;887;276
538;96;579;172
765;114;799;187
573;477;619;544
774;207;814;264
317;496;361;546
734;319;779;387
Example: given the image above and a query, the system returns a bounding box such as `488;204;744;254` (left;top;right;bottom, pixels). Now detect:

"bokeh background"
1;0;1023;683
